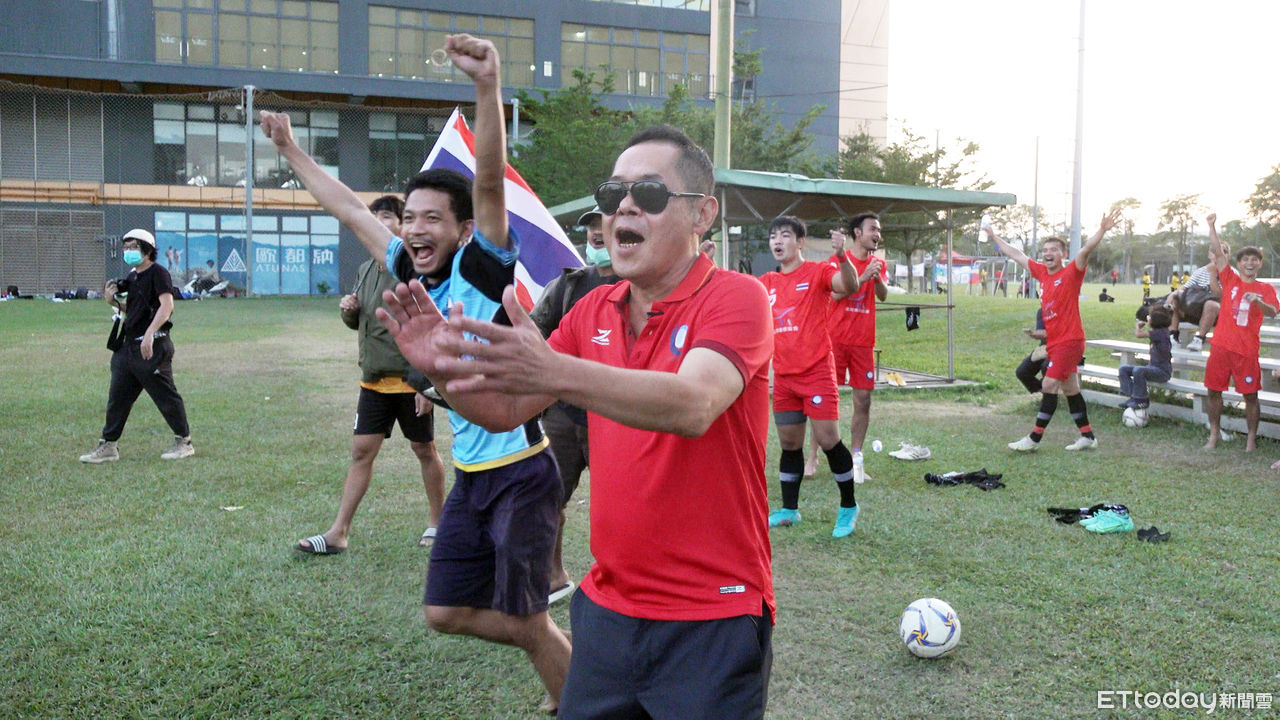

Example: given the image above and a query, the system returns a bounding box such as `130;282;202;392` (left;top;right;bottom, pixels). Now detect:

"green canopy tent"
548;168;1017;384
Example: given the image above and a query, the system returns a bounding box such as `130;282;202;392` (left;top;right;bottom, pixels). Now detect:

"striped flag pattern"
422;108;583;308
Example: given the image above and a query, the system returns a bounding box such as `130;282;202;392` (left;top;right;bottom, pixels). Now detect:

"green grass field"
2;285;1277;719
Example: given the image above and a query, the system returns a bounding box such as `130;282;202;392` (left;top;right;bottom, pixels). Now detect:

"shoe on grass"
161;436;195;460
1064;436;1098;451
888;443;932;460
768;508;802;527
79;439;119;464
1007;435;1039;452
832;505;859;538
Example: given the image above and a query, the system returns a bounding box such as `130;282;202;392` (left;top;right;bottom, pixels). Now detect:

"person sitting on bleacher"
1163;253;1220;352
1118;306;1173;421
1204;213;1280;452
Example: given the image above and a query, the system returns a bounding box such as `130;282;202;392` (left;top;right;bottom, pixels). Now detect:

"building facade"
0;0;887;295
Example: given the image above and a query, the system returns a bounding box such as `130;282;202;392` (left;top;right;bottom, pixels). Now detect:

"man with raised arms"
984;209;1121;451
260;35;569;710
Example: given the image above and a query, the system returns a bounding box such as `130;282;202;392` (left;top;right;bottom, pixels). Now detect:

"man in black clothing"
529;207;619;602
80;228;194;463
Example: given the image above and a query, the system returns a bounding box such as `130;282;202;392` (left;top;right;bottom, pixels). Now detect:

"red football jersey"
828;251;886;348
1211;267;1279;356
548;254;776;623
760;260;838;376
1029;260;1085;346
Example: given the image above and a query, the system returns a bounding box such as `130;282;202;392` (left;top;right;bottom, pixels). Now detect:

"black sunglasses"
594;180;706;215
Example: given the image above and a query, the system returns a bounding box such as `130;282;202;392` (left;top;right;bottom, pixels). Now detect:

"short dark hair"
769;215;806;238
623;125;715;195
1148;305;1173;329
1042;236;1068;252
369;194;404;219
847;212;879;237
1236;246;1264;262
403;168;473;222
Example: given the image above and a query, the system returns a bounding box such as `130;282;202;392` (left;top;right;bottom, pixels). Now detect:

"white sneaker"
1007;435;1039;452
79;439;119;464
1187;336;1204;352
161;436;195;460
889;443;932;460
1064;436;1098;451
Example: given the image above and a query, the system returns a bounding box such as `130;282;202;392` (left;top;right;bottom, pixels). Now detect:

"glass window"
310;2;336;22
561;23;709;96
153;0;339;72
311;110;338;129
154;102;184;120
154;119;185;144
368;7;534;87
155;212;187;231
155;10;183;63
218;12;248;67
191;214;217;230
249;15;279;68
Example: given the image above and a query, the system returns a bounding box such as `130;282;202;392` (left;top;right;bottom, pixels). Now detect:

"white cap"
122;228;156;250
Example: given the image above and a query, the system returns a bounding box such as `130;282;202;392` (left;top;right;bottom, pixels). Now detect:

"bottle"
1235;297;1252;326
852;450;865;484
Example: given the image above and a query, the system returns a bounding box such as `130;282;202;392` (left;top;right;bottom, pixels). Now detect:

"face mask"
585;244;612;268
123;250;144;267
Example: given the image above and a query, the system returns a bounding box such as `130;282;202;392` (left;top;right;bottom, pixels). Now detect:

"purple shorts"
424;449;561;616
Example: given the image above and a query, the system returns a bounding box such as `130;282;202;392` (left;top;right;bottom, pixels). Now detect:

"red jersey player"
984;208;1121;451
759;215;861;537
829;214;889;464
1205;212;1279;451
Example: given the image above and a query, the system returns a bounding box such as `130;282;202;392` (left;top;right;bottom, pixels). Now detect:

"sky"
886;0;1280;237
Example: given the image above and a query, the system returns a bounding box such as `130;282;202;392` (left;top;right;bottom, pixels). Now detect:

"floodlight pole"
244;84;255;295
1069;0;1085;257
712;0;733;268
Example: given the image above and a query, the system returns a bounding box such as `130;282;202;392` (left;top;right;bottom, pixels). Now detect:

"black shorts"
353;387;434;442
423;450;561;616
559;592;773;720
542;402;589;506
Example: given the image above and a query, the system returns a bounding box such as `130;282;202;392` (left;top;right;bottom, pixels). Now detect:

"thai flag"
422;108;583;309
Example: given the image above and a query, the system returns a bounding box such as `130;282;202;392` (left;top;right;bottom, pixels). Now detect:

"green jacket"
342;259;413;384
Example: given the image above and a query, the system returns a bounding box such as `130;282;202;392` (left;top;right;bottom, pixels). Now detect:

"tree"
1157;193;1204;274
827;128;992;291
1109;197;1141;282
510;70;633;208
1247;164;1280;225
630;83;823;174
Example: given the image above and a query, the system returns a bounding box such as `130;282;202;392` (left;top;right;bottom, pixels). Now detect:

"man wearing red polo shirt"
378;125;775;719
1204;213;1279;451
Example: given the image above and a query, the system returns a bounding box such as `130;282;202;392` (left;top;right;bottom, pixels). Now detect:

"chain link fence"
0;79;461;296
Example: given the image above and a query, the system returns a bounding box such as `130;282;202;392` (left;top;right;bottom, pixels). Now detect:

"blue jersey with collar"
385;230;548;471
